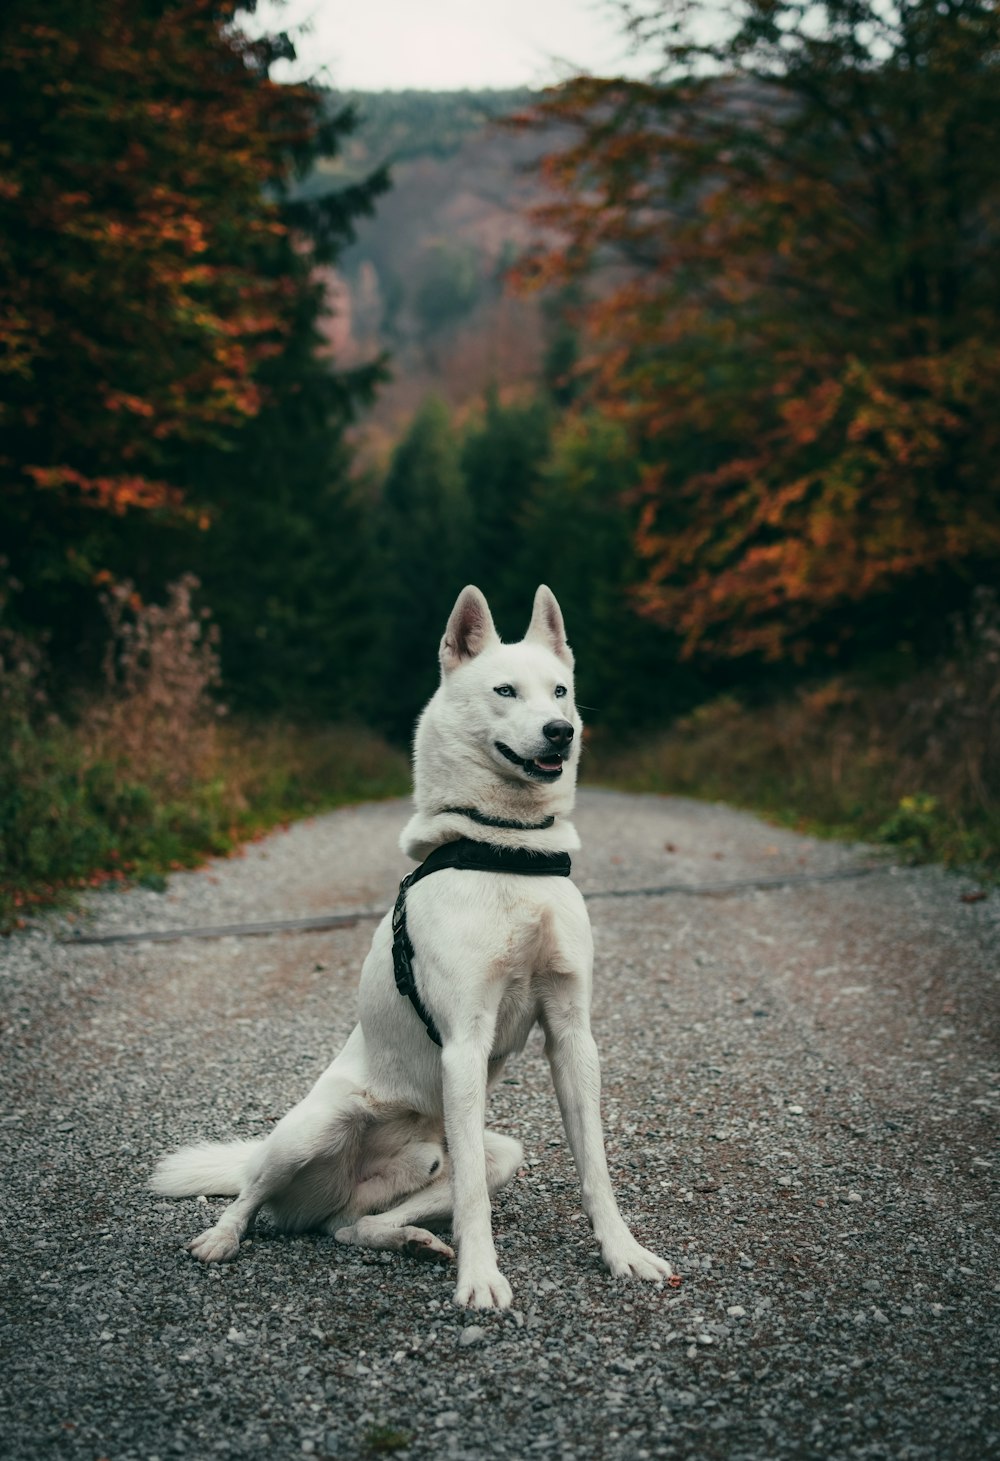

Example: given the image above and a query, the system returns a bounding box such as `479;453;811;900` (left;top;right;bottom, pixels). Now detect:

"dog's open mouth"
495;741;564;781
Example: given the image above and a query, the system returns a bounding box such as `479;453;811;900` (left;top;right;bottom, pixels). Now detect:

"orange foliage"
514;2;1000;660
0;0;328;519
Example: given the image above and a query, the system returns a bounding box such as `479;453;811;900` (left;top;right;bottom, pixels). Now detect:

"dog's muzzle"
495;739;568;781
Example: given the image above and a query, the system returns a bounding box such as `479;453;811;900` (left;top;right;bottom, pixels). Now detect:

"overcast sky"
243;0;661;90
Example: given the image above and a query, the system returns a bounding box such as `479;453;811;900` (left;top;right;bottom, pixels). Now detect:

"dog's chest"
487;906;570;1058
490;979;541;1068
407;870;588;1058
488;892;563;979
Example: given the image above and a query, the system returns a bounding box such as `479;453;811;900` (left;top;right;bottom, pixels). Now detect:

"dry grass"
0;578;409;929
83;574;223;795
589;588;1000;874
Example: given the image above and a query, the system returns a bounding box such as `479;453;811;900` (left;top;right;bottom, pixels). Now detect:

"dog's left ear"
440;585;500;673
525;584;573;667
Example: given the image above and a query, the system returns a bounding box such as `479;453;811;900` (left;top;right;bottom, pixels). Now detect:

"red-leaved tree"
516;0;1000;661
0;0;385;661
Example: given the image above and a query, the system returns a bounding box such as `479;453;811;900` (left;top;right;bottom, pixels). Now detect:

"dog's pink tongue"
535;757;562;771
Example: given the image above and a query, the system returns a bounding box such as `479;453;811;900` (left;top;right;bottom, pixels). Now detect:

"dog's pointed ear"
440;585;500;673
525;584;573;667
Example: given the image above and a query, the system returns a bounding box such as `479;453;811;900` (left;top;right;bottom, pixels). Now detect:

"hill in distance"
307;90;560;457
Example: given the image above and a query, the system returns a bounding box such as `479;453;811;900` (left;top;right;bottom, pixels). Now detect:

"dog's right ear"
440;585;500;673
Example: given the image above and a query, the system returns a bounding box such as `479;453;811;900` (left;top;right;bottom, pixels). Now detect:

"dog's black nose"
543;719;574;749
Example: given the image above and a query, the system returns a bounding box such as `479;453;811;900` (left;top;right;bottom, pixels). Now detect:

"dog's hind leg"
187;1167;274;1263
333;1130;522;1264
186;1077;367;1263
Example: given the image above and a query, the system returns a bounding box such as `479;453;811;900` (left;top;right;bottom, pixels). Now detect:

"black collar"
438;805;555;831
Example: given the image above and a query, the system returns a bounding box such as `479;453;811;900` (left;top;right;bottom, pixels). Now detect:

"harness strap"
391;837;573;1046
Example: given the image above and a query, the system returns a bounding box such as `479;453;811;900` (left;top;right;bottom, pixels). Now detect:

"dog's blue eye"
494;684;516;698
554;685;567;698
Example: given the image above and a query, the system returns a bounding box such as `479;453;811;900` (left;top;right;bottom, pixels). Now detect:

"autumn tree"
0;0;385;674
518;0;1000;662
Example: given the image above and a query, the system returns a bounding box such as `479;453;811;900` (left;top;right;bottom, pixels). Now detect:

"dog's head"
437;584;582;787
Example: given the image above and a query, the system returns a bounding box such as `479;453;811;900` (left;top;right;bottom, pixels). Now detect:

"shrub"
587;588;1000;876
84;573;223;794
0;578;409;930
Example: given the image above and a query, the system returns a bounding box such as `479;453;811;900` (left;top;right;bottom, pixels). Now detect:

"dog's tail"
150;1139;261;1197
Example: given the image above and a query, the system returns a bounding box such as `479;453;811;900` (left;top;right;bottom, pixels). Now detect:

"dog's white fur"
151;585;671;1309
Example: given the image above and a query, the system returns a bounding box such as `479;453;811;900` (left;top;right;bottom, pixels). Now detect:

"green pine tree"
374;397;471;740
459;390;552;638
513;412;704;734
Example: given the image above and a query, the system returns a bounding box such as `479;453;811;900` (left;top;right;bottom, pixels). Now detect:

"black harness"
390;834;572;1047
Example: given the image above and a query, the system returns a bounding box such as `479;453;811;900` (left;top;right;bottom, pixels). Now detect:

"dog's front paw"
602;1236;672;1285
187;1225;241;1264
453;1266;513;1311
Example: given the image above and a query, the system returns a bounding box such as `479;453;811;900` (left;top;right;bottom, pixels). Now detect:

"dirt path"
1;789;997;1460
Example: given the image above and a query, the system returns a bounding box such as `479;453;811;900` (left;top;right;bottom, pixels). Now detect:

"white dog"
152;585;671;1309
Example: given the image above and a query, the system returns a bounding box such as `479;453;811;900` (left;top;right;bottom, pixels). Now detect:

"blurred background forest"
1;0;998;925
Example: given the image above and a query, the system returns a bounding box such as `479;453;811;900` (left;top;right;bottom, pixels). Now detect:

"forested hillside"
308;89;554;455
1;1;997;927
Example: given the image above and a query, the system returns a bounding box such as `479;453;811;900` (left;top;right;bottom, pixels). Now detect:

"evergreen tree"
541;284;585;409
184;307;384;719
459;391;552;638
513;413;702;734
375;397;470;741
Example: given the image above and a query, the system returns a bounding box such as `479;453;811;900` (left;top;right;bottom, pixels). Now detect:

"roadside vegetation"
588;590;1000;878
0;581;407;931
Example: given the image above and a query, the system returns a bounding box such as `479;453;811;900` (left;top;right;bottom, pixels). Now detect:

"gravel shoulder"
1;788;997;1460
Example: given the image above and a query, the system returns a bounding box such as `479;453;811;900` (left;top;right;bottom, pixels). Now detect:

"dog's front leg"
441;1035;512;1310
543;1008;672;1284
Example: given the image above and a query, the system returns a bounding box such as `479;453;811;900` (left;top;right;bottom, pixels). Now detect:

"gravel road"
2;788;997;1461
